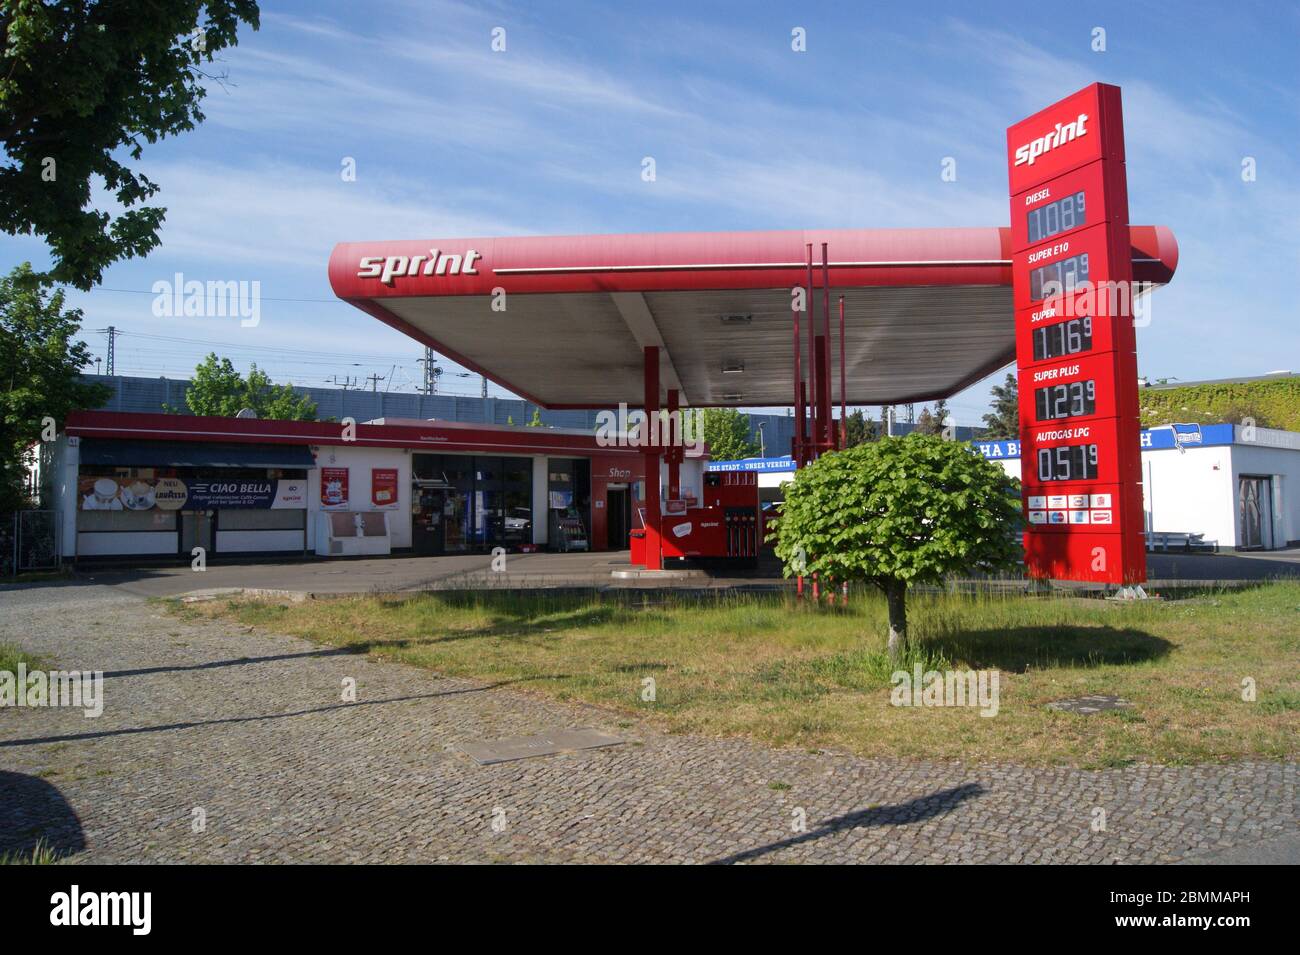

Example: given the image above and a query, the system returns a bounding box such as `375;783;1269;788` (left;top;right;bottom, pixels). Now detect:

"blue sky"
4;0;1297;423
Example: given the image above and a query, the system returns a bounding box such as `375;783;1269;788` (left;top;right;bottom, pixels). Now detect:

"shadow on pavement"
0;678;566;750
0;771;86;862
709;782;984;865
101;645;364;681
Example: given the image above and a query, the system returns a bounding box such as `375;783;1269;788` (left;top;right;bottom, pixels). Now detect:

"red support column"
819;243;833;455
798;382;808;464
666;388;680;502
792;289;803;467
839;294;847;450
642;346;662;570
805;244;817;460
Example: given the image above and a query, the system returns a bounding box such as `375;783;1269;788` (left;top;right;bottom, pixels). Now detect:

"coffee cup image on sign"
122;480;155;510
84;477;124;510
326;479;343;503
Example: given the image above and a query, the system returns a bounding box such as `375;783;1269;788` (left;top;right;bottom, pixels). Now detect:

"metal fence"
2;510;62;578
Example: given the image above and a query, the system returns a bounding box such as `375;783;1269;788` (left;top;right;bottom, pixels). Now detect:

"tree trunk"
885;579;908;660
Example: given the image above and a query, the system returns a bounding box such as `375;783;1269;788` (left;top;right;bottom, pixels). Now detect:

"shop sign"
79;475;307;510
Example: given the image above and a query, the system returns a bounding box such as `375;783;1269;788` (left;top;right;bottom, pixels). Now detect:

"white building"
711;423;1300;551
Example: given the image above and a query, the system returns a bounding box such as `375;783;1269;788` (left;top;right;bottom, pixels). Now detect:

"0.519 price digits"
1036;443;1099;482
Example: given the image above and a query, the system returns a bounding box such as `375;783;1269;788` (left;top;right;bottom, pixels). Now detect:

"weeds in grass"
1260;690;1300;714
0;840;58;865
0;642;43;674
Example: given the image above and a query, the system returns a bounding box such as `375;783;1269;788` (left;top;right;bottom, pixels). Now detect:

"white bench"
1146;532;1218;553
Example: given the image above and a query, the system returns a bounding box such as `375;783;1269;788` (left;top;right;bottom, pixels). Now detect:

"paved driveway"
1;582;1295;864
57;546;1300;603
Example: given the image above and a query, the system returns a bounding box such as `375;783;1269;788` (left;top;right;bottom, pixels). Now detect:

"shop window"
217;509;305;531
78;509;176;532
504;488;531;543
412;454;444;482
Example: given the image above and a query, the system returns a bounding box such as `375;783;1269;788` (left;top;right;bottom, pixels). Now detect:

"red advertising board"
320;467;349;510
371;468;399;508
1008;83;1145;585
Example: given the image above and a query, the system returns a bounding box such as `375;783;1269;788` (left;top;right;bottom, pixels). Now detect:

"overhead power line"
84;287;349;305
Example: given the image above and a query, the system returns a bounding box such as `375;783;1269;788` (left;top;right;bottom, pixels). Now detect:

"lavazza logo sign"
358;249;482;286
1013;112;1090;167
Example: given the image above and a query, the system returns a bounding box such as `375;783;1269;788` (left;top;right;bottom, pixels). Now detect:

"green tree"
0;263;109;509
768;434;1022;659
0;1;261;289
914;399;951;437
701;407;760;461
982;374;1019;439
933;398;950;435
842;408;875;447
177;353;315;420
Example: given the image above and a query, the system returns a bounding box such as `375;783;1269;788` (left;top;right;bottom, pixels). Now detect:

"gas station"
327;83;1179;585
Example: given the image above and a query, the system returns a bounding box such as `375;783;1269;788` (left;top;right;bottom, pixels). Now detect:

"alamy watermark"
1033;278;1157;328
1;664;103;717
595;403;705;456
151;272;260;327
890;666;1000;717
50;886;150;935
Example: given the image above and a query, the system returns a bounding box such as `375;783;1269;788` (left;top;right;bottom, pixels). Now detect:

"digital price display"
1030;252;1090;301
1027;190;1086;244
1035;379;1096;421
1011;162;1118;252
1036;443;1099;483
1009;82;1148;585
1031;316;1093;361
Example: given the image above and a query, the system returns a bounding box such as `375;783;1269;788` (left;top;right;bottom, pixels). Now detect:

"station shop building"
48;410;706;561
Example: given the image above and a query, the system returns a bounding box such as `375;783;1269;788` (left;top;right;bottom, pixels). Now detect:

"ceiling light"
722;360;745;374
719;314;753;325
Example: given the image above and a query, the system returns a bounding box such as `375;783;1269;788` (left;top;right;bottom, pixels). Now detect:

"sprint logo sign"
1013;112;1090;167
358;249;482;285
50;886;151;935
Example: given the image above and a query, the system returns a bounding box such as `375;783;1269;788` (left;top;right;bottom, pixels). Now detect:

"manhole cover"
458;728;626;765
1046;694;1134;714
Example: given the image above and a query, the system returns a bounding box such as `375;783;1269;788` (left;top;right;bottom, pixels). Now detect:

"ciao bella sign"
79;475;307;511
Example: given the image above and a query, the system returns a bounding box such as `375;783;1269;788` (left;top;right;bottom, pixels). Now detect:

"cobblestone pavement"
1;583;1295;864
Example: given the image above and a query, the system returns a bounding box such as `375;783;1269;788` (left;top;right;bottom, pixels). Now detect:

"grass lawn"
176;582;1300;768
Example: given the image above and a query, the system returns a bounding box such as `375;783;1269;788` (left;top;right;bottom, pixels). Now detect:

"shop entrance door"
1238;476;1274;550
412;487;446;554
180;509;212;557
606;486;631;549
